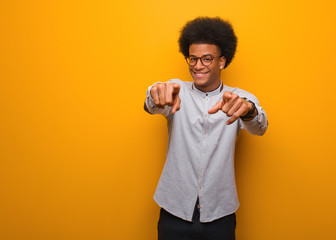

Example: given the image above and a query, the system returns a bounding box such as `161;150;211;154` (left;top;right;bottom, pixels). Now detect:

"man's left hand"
208;91;253;125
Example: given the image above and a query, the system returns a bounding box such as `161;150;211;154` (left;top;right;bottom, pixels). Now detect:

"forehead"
189;43;220;56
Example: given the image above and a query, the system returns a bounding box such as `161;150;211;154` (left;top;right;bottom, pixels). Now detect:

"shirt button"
204;114;208;118
200;169;204;173
204;132;207;136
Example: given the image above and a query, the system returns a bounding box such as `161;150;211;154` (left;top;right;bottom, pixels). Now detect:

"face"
188;44;226;92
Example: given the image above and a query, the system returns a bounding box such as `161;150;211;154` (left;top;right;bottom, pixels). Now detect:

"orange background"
1;0;335;239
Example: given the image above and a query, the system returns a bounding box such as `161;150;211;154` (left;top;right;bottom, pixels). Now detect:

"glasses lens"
186;57;197;65
201;56;213;66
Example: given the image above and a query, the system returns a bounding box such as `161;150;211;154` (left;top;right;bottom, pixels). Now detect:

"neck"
194;80;221;93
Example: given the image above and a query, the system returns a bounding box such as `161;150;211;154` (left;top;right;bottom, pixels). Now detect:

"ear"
219;56;226;69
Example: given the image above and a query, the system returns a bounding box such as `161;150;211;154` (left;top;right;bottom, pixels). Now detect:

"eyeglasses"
185;55;222;66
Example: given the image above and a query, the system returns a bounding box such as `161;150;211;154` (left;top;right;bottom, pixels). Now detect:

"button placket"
199;92;211;196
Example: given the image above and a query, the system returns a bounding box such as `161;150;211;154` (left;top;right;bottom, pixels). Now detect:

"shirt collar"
192;82;223;97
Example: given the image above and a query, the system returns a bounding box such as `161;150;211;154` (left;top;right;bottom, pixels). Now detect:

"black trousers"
158;200;236;240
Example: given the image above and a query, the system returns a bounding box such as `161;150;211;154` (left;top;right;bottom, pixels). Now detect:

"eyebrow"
189;54;214;57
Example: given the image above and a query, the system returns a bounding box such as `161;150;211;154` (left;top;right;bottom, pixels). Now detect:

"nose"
194;58;204;70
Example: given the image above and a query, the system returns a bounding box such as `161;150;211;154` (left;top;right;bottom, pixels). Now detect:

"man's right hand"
150;83;181;114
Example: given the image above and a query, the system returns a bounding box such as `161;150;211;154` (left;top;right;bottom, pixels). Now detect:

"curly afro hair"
178;17;237;68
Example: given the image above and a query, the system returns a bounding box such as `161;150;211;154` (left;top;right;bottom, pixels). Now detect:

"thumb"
222;91;232;103
172;83;180;95
208;101;223;114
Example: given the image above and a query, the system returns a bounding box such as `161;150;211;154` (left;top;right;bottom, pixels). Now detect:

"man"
144;17;268;240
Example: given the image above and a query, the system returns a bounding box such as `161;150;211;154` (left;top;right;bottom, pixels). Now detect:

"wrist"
240;98;257;121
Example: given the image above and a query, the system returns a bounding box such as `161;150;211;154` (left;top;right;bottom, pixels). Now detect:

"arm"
208;91;268;136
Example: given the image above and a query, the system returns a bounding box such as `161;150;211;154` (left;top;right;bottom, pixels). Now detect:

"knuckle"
233;112;240;118
150;87;157;94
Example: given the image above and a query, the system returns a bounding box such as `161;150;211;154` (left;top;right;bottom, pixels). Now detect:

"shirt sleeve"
144;82;172;118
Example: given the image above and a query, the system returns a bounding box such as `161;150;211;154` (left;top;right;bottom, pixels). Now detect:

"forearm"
241;104;268;136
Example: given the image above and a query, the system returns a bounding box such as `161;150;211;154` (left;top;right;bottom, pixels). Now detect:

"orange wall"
1;1;335;239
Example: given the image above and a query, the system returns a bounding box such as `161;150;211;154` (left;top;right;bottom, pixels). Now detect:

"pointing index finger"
208;101;223;114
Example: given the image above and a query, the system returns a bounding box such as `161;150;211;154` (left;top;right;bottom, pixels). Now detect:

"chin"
193;78;209;87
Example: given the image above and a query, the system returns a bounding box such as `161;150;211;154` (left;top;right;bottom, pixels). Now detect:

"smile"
193;71;209;76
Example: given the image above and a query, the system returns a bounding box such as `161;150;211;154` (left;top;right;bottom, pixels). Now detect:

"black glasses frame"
185;55;222;66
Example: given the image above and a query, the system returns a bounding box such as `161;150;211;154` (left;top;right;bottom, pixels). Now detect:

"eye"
190;57;197;61
202;56;212;62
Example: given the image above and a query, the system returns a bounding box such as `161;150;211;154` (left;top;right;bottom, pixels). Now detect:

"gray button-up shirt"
145;79;268;222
